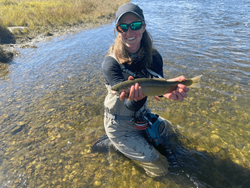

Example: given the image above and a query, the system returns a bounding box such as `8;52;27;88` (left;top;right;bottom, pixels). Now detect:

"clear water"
0;0;249;187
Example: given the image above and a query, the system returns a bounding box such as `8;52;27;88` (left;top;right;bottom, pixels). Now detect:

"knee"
143;149;160;163
136;154;169;177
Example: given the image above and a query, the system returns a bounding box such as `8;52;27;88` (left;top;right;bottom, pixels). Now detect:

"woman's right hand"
120;76;146;101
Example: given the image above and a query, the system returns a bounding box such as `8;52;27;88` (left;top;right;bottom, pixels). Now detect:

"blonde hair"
106;29;154;69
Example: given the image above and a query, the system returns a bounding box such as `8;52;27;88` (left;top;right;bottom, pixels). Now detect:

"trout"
111;75;202;96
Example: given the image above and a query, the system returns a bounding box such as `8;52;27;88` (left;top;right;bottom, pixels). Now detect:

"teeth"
127;37;135;41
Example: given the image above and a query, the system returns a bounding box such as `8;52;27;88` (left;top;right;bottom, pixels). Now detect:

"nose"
126;26;133;34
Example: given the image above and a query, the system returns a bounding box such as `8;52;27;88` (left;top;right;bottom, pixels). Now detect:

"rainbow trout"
111;75;202;96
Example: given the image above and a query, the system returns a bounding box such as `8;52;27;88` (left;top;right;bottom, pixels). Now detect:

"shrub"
0;18;15;44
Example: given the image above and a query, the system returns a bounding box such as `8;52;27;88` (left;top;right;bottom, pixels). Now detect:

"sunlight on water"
0;0;250;187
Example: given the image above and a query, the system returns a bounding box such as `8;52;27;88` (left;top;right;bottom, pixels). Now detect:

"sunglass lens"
117;22;143;33
117;25;128;33
131;22;142;30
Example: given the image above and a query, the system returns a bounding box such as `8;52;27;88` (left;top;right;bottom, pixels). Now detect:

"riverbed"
0;0;249;187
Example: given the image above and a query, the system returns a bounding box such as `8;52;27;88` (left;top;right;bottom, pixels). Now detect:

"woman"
102;3;189;177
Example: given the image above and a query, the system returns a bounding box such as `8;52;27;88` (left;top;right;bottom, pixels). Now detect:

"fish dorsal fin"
152;78;167;81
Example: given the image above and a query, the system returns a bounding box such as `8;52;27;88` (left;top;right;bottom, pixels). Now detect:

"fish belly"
141;86;171;96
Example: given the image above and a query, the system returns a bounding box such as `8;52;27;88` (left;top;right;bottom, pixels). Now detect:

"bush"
0;18;15;44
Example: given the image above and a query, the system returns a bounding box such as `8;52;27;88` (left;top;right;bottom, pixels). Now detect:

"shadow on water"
97;126;250;188
163;128;250;188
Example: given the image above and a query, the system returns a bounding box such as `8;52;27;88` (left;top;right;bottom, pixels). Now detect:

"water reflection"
0;0;250;187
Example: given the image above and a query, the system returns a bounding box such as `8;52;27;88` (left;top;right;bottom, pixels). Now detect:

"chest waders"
106;54;170;148
99;55;181;176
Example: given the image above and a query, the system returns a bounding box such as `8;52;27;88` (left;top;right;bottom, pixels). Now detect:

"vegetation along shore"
0;0;129;63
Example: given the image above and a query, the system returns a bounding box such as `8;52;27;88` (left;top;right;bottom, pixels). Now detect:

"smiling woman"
101;2;190;177
117;14;146;53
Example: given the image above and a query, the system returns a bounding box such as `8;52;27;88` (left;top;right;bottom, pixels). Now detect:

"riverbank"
0;0;129;63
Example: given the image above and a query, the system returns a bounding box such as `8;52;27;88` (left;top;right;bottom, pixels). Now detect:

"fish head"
110;88;130;96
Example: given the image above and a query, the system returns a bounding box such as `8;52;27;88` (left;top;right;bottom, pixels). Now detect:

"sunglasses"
116;21;144;33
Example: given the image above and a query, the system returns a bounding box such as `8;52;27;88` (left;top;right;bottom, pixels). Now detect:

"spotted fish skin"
111;75;202;96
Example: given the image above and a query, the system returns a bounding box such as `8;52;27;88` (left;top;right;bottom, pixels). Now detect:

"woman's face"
118;13;146;53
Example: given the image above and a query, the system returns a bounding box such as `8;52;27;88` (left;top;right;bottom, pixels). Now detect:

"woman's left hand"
154;75;189;101
165;75;189;101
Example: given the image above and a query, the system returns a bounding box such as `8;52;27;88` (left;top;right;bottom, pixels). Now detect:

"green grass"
0;0;129;40
0;0;129;62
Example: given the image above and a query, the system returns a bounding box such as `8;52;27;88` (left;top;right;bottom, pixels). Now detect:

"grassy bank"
0;0;129;62
0;0;129;34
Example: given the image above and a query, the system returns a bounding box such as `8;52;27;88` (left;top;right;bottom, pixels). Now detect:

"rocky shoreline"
0;17;114;63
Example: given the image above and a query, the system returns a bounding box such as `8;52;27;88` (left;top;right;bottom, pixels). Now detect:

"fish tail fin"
189;75;202;88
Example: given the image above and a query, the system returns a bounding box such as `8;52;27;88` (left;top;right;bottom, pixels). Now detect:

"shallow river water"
0;0;250;187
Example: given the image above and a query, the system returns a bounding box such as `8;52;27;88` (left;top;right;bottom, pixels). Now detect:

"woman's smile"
127;37;136;41
118;13;146;53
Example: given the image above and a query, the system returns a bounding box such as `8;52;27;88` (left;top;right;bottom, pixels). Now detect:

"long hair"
106;28;154;69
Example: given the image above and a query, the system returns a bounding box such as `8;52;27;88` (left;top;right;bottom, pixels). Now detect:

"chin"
126;44;140;52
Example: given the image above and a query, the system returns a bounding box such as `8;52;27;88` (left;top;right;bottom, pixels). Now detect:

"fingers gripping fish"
111;75;202;96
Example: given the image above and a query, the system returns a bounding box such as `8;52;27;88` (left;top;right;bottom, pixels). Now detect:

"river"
0;0;249;187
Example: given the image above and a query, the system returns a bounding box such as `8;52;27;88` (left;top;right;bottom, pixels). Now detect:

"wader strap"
119;64;137;78
108;54;162;79
104;111;134;121
109;54;136;77
146;68;163;78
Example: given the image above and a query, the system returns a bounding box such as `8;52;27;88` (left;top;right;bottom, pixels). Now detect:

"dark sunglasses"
116;21;144;33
